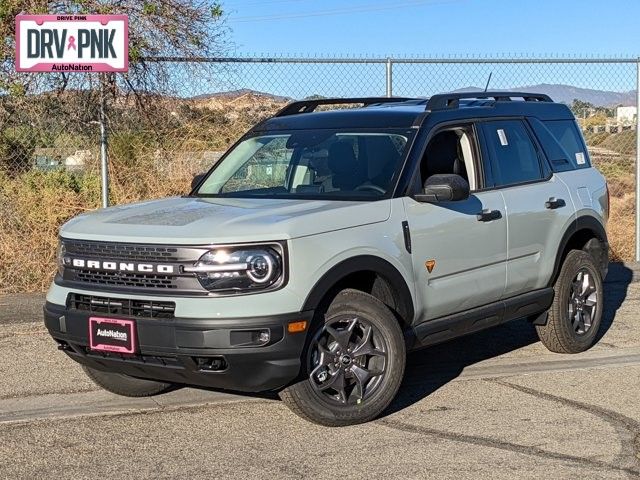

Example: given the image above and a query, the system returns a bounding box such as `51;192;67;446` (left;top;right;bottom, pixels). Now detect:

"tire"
279;289;406;427
536;249;604;354
83;366;173;397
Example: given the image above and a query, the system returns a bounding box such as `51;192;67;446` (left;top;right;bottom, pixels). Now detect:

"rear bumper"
44;301;313;393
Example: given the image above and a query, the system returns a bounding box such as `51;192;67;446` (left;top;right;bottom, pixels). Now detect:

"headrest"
328;141;357;174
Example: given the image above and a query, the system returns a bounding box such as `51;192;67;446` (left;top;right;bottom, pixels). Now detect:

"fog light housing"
229;329;271;347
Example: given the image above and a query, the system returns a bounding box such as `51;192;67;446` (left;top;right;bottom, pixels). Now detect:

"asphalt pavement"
1;263;640;479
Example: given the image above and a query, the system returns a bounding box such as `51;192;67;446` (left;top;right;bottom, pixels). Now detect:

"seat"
327;141;363;190
365;136;402;190
422;130;468;184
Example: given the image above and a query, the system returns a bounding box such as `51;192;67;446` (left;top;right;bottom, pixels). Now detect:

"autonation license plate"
89;317;136;354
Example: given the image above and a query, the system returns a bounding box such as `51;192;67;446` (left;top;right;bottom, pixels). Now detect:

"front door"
404;124;507;322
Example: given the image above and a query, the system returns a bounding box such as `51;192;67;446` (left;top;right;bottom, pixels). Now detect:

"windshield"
195;128;414;200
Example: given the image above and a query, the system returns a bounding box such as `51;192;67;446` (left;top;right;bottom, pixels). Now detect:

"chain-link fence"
1;56;638;293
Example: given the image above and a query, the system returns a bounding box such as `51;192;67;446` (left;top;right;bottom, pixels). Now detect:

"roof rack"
275;97;415;117
426;91;553;111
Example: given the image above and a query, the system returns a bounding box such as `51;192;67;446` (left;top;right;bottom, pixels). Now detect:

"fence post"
99;74;109;209
385;57;393;97
636;59;640;261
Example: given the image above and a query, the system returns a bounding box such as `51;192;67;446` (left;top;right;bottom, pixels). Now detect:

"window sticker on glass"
497;129;508;146
575;152;586;165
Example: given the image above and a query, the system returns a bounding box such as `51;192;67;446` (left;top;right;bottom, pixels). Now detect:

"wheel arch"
301;255;415;329
549;215;609;287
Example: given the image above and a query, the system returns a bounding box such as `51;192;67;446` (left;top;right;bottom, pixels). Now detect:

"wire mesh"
0;56;637;292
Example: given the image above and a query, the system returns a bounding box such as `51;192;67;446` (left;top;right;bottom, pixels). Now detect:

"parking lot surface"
1;264;640;479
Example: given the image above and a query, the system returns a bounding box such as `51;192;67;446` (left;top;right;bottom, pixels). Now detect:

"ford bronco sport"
45;92;609;426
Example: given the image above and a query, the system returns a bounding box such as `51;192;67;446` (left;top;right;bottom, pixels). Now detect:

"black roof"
254;93;575;132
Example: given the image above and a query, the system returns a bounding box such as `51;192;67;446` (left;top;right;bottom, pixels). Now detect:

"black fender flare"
549;215;609;286
302;255;415;326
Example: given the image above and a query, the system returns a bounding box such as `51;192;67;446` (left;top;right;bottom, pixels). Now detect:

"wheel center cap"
340;354;352;366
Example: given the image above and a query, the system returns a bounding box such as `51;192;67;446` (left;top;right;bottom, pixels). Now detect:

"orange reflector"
287;320;308;333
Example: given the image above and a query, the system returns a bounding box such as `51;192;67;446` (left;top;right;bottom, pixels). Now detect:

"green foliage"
570;99;615;118
0;127;36;175
142;2;159;15
109;132;146;168
211;3;224;18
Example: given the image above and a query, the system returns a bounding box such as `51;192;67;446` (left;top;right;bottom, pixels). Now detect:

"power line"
231;0;465;23
230;0;311;8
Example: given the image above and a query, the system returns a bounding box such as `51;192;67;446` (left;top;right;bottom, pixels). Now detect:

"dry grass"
591;143;636;262
0;160;211;294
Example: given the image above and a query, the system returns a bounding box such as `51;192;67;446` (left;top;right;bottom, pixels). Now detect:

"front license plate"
89;317;136;354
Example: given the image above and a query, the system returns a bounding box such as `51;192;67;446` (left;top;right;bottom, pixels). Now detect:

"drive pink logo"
15;14;128;72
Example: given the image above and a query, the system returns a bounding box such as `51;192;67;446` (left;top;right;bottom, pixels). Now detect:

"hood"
60;196;392;244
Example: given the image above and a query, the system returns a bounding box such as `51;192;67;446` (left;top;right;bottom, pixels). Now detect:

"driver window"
420;127;479;191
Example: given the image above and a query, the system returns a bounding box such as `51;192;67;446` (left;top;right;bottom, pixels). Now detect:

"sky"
227;0;640;57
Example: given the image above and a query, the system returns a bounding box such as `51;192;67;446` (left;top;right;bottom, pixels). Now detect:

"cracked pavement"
1;263;640;479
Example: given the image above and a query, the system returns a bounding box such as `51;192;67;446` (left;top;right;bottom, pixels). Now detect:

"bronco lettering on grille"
69;258;175;274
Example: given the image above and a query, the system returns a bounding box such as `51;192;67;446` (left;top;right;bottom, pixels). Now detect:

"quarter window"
543;120;590;169
481;120;543;187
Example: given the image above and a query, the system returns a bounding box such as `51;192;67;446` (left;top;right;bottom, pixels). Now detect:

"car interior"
420;127;478;191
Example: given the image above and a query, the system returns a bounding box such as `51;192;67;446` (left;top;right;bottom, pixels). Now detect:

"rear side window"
480;120;543;187
543;120;590;169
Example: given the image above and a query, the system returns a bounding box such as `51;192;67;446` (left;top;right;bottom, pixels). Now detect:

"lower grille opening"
68;293;176;319
193;356;228;372
81;347;183;367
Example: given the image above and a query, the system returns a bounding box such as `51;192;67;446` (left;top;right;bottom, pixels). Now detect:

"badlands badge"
15;14;128;72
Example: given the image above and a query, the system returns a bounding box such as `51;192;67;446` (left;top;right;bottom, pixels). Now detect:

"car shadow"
382;262;634;417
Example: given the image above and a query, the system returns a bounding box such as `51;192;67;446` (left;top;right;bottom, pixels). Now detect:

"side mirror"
191;173;206;190
414;174;470;203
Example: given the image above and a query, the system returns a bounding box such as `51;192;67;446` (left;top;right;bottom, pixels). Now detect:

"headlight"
184;244;284;293
57;239;66;275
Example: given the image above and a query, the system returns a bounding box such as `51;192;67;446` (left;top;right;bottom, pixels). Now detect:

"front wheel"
279;289;406;426
536;249;604;353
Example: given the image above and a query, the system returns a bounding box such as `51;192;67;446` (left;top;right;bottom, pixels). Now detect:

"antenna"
483;72;493;92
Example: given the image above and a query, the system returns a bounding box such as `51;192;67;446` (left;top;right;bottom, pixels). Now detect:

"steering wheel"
354;183;386;195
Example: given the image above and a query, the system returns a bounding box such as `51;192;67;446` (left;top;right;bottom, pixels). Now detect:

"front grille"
74;270;178;290
64;239;180;262
60;239;209;293
68;293;176;319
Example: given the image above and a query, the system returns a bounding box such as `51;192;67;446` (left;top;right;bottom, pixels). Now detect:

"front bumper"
44;301;313;393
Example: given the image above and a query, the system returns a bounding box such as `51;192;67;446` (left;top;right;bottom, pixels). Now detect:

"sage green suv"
45;93;609;426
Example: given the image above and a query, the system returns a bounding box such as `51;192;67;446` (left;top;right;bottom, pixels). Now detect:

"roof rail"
275;97;415;117
426;91;553;111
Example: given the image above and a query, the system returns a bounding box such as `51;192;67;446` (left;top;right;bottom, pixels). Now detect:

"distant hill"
454;84;635;107
191;89;291;103
190;85;635;108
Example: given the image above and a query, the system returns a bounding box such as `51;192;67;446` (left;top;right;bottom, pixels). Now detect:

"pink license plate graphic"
15;15;129;72
89;317;136;354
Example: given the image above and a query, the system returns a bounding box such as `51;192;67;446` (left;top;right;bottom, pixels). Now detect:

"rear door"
479;119;575;297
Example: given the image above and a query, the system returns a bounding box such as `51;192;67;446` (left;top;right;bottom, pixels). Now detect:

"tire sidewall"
287;289;406;425
554;250;604;349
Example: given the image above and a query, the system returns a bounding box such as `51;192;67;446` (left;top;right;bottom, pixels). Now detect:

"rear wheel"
536;250;603;353
83;366;173;397
279;289;406;426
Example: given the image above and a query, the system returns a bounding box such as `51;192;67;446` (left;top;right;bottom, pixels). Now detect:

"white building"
616;106;637;123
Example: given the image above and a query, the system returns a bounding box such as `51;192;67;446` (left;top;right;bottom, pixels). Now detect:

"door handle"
545;197;566;209
476;209;502;222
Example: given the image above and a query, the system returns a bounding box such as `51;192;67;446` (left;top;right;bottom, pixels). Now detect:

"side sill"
410;287;554;350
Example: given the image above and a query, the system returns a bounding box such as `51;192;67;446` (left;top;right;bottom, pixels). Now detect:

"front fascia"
48;199;415;320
